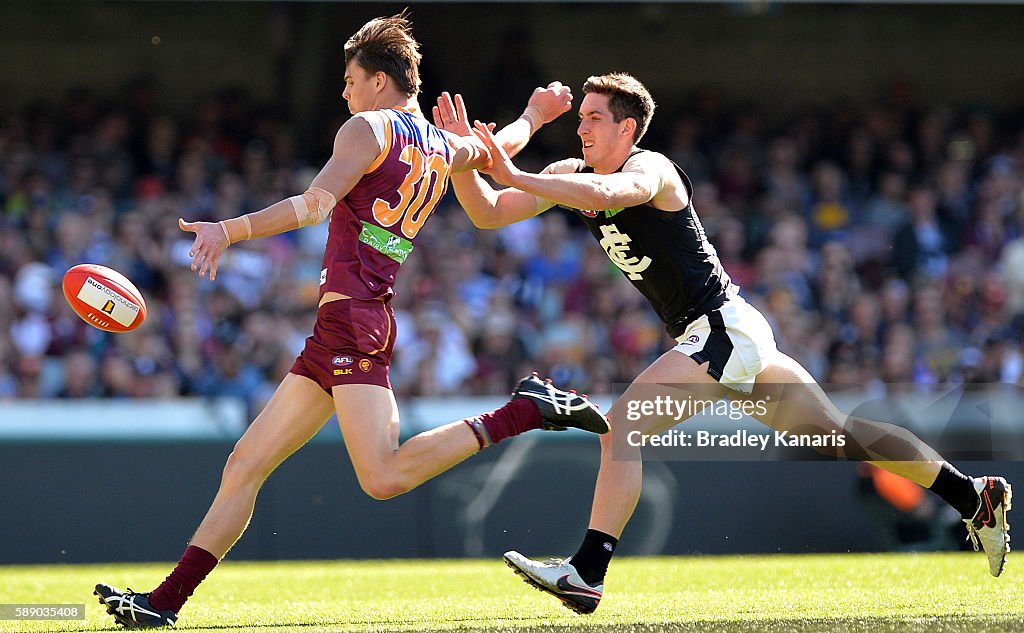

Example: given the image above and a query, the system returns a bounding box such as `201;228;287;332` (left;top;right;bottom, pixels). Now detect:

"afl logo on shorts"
685;334;701;344
332;355;353;367
359;359;372;373
578;209;599;218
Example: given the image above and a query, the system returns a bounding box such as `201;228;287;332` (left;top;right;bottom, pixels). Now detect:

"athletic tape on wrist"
289;187;337;228
522;106;544;135
220;216;252;243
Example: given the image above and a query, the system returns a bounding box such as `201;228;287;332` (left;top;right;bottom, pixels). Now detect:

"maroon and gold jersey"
320;107;453;300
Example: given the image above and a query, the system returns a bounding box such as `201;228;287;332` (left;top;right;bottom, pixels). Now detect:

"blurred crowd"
2;78;1024;417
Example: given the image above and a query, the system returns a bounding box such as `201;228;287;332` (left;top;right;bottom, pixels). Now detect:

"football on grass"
62;264;147;333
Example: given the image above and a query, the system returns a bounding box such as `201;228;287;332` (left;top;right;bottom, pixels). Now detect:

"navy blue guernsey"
561;150;738;338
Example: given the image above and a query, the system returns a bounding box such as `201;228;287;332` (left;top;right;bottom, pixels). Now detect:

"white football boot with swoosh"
964;476;1012;577
503;551;603;614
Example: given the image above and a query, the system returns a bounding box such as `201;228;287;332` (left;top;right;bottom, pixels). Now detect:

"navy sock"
569;529;618;586
929;463;978;519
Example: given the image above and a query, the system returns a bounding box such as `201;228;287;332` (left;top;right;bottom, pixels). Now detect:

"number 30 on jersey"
372;145;450;239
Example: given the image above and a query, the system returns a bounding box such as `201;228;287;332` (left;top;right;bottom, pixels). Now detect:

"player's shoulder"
345;110;394;153
543;157;586;175
340;111;385;137
622;149;675;174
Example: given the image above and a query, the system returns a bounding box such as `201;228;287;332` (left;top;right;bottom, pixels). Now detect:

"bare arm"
472;121;661;211
447;132;495;174
496;170;655;211
180;116;379;280
450;170;554;229
495;82;573;157
435;82;572;172
433;83;572;227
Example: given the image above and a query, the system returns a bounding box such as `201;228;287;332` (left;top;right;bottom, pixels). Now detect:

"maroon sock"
148;545;219;612
476;398;541;445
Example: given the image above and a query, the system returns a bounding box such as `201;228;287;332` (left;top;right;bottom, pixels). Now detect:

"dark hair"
344;12;421;97
582;73;656;143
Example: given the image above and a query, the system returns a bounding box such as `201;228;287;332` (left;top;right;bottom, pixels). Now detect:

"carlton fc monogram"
598;225;651;281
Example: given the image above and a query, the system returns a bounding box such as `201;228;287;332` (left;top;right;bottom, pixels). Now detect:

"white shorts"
671;297;777;394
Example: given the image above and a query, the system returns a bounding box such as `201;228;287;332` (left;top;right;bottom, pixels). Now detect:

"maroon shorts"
290;298;396;392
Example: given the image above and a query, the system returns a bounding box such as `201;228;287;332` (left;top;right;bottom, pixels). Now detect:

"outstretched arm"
451;156;586;229
472;121;661;211
180;117;379;280
437;82;572;173
435;83;571;227
450;169;553;229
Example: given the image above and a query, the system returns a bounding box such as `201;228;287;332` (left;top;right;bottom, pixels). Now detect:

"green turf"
1;553;1022;632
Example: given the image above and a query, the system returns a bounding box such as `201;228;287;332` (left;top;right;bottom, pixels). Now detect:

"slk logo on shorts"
359;359;372;373
332;356;353;367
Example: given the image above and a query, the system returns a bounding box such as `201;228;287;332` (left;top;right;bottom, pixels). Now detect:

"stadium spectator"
892;180;957;280
763;134;809;217
805;159;856;246
666;112;711;185
863;170;910;237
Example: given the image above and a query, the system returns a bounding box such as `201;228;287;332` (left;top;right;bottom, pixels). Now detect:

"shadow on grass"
156;614;1024;633
515;615;1024;633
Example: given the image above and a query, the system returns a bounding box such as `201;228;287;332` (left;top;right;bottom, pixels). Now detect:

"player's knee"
222;449;272;487
356;471;411;500
359;480;407;500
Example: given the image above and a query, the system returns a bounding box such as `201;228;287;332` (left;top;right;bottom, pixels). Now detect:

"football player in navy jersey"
436;73;1011;615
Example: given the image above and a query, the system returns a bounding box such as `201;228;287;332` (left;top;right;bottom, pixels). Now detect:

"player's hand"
526;81;573;125
434;92;497;139
433;92;474;137
178;217;229;281
472;120;520;186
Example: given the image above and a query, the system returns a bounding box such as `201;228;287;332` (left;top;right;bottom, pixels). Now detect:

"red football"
61;264;148;333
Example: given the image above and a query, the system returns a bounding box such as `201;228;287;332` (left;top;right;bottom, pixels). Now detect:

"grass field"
1;553;1022;632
